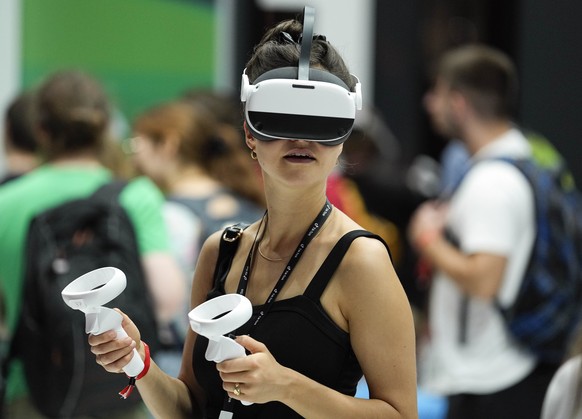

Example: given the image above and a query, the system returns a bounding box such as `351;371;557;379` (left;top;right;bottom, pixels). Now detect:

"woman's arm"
345;237;418;418
89;231;224;418
89;314;197;418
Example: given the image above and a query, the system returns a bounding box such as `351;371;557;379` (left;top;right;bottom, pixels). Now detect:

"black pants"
446;363;558;419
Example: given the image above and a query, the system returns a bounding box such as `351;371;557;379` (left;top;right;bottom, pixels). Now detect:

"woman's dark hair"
5;91;38;153
244;18;355;91
181;89;243;129
36;70;110;160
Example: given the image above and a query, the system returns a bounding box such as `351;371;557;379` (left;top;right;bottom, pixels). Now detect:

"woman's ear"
243;121;256;150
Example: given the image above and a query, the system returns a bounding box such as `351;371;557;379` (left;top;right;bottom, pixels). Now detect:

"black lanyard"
236;199;332;328
219;200;332;418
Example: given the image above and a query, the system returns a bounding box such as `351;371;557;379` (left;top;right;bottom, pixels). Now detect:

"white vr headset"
240;6;362;146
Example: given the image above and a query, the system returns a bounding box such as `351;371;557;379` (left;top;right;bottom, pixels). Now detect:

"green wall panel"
22;0;215;127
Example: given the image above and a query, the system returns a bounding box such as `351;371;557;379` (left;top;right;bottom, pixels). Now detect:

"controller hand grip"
115;327;144;377
189;294;254;405
208;338;252;406
206;335;246;363
61;267;145;377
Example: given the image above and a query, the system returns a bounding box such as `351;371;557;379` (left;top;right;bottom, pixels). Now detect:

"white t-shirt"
421;128;538;395
162;201;202;340
541;355;582;419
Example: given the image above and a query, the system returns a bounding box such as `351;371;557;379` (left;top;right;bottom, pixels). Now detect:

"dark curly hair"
244;18;356;91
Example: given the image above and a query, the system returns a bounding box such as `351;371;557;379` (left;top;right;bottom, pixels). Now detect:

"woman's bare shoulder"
330;212;396;286
334;210;392;267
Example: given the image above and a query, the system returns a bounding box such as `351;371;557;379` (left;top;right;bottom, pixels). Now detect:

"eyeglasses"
121;136;144;155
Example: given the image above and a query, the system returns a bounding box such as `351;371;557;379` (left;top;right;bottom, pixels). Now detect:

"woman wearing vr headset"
88;9;418;419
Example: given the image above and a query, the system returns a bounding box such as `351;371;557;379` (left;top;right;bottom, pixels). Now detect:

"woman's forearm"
135;360;200;419
279;367;413;419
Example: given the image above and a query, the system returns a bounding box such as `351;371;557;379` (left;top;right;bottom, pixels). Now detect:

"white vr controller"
61;267;144;377
189;294;253;405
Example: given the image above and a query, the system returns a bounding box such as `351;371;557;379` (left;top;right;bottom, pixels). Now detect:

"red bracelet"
119;342;150;399
135;342;151;380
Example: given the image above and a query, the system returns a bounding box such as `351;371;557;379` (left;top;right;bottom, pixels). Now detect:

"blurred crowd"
0;41;580;419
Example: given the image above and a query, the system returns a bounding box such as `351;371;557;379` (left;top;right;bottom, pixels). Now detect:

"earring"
250;150;257;160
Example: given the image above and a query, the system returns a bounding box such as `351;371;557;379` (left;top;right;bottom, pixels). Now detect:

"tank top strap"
304;230;390;301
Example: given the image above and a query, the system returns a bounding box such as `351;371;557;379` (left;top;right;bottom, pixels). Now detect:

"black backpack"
494;157;582;364
5;181;160;418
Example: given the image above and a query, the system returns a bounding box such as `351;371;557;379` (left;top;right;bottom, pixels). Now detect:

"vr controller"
189;294;253;405
61;267;144;377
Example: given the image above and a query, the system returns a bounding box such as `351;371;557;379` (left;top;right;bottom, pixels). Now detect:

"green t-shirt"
0;165;170;400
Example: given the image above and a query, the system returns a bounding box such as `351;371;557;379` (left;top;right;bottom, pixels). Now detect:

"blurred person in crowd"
88;12;418;419
0;70;185;418
181;89;245;134
129;99;265;377
131;98;265;274
541;324;582;419
100;136;138;181
1;91;40;364
1;90;40;185
408;44;556;418
178;89;266;209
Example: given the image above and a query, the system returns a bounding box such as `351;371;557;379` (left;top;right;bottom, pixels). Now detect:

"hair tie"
278;32;326;45
279;31;298;45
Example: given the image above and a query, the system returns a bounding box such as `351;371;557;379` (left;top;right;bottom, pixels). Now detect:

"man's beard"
437;111;463;141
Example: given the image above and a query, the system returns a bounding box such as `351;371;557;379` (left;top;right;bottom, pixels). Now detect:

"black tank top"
193;230;388;419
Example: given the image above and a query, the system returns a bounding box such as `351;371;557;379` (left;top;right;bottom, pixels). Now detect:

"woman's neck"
166;166;223;197
4;150;39;173
261;189;329;255
49;156;103;168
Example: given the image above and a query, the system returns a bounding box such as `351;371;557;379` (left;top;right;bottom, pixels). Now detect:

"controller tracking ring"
189;294;252;338
61;267;126;310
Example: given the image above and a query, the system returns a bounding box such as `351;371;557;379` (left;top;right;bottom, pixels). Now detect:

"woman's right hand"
88;309;144;373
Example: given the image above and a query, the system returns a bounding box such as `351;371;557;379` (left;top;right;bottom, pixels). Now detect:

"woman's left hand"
216;335;291;404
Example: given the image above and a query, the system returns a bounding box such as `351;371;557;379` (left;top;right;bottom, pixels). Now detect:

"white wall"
214;0;237;92
255;0;376;104
0;0;22;177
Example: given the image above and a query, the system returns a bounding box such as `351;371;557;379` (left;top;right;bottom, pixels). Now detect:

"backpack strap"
207;223;250;299
90;179;128;203
304;230;390;301
0;336;13;417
